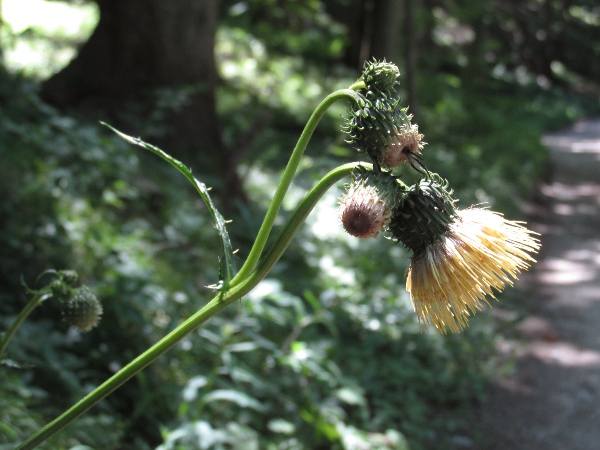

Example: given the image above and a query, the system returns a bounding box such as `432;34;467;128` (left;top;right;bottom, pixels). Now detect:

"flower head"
342;97;425;171
340;168;404;239
62;285;103;332
406;208;540;333
388;175;540;333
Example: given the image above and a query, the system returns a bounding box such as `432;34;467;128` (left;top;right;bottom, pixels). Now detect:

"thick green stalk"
16;162;362;450
0;292;51;360
230;88;363;286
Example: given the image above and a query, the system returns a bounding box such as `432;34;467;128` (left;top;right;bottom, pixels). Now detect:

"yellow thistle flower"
406;208;540;334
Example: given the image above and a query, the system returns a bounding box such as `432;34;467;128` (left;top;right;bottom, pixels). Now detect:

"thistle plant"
0;270;101;361
16;60;539;448
387;176;539;333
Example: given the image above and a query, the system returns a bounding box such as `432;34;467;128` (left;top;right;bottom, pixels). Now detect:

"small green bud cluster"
49;270;103;332
61;286;103;332
343;60;425;171
339;60;540;334
49;270;79;301
340;60;448;248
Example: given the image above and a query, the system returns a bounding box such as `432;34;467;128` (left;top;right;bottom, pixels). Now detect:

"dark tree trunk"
370;0;403;63
41;0;246;207
326;0;403;70
324;0;369;70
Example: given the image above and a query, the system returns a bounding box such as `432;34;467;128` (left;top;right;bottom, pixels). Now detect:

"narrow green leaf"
102;123;234;285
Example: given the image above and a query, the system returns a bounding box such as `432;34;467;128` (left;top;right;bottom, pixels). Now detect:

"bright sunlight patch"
1;0;98;78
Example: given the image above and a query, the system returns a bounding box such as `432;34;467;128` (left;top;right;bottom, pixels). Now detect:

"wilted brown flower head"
339;168;403;239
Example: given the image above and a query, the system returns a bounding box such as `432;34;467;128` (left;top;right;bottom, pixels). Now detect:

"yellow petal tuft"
406;208;540;334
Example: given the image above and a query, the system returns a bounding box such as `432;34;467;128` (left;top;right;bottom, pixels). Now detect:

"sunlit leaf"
182;376;208;402
335;387;365;406
202;389;266;412
267;418;296;435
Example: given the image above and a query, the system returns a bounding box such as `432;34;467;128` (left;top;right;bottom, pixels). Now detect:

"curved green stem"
253;162;371;280
230;89;363;286
17;162;363;450
348;79;367;91
17;288;244;450
0;292;51;360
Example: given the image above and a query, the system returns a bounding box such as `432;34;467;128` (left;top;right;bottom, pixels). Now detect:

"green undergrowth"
2;28;598;449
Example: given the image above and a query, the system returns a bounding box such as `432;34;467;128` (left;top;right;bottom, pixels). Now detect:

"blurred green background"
1;1;599;449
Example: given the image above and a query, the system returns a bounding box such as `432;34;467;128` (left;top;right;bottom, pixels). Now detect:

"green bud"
389;174;458;254
59;270;79;287
50;278;76;303
62;286;103;332
361;59;400;96
49;270;81;302
343;96;423;170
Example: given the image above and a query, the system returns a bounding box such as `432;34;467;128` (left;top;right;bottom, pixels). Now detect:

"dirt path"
478;119;600;450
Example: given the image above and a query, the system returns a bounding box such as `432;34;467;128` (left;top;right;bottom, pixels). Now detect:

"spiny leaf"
102;123;234;287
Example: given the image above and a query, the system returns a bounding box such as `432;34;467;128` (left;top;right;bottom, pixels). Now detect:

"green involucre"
389;174;459;254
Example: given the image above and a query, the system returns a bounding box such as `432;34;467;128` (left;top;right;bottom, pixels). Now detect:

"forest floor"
478;119;600;450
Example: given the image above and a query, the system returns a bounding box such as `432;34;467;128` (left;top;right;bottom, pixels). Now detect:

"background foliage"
1;1;599;449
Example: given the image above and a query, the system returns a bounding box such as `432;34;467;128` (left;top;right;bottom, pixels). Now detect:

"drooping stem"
230;88;363;286
252;162;370;280
0;292;52;360
16;161;363;450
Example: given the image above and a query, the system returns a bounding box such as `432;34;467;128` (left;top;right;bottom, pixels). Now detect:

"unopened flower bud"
62;286;103;332
361;59;400;95
339;168;404;238
50;279;75;303
49;270;81;302
342;97;425;171
389;174;458;253
60;270;79;286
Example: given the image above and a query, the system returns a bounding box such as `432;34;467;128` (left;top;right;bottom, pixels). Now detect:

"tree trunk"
41;0;245;207
326;0;403;70
324;0;369;70
369;0;403;63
